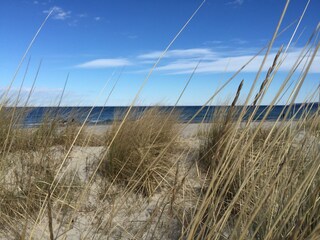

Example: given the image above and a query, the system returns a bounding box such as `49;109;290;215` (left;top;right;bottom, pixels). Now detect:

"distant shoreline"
11;104;317;127
9;102;320;108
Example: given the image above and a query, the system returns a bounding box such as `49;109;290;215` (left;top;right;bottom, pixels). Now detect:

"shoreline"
84;120;297;139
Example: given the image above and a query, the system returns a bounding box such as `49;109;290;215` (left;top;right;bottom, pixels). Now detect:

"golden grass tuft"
187;117;320;239
0;149;81;236
99;108;179;197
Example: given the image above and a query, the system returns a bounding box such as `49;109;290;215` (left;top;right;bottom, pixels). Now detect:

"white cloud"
74;48;319;74
76;58;132;69
33;1;39;4
43;6;71;20
138;48;217;60
154;49;320;74
94;16;101;21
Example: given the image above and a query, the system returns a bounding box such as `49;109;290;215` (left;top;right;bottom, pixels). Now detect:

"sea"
16;103;319;127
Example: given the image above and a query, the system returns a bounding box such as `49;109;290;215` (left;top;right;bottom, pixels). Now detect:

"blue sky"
0;0;319;106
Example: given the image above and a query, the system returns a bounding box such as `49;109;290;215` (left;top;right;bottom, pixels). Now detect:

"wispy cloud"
75;47;319;74
94;16;101;21
204;38;250;47
154;49;320;74
43;7;89;26
43;6;71;20
138;48;217;60
76;58;132;69
1;87;65;106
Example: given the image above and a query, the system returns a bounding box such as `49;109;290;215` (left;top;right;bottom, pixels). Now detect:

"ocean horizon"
10;103;319;126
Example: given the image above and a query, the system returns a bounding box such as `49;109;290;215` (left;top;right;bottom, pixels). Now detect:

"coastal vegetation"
0;1;319;239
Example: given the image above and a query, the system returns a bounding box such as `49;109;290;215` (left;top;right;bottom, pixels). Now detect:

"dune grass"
192;115;320;239
0;1;319;239
0;106;89;239
304;109;320;137
99;108;179;197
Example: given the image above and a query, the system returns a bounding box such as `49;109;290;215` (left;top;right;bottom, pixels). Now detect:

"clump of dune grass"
0;106;95;153
0;107;17;152
198;107;235;171
30;114;60;150
0;104;29;153
187;34;320;238
303;109;320;137
0;146;82;238
99;108;179;197
53;118;86;149
186;114;320;239
198;80;243;172
0;106;85;238
30;111;98;150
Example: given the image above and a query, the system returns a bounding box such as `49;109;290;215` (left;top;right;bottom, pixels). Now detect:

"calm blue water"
18;103;319;126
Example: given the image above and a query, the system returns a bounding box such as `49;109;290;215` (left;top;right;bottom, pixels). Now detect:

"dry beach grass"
0;0;320;239
0;103;319;239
